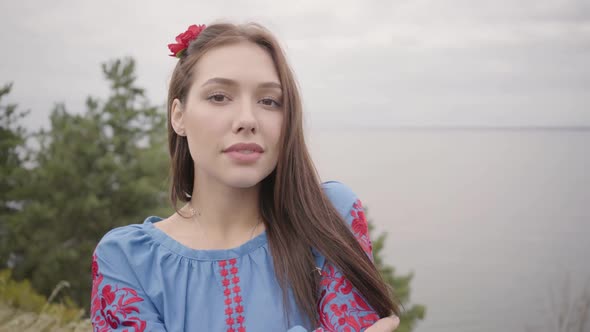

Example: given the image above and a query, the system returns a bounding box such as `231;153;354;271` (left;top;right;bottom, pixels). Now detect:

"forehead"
193;42;280;87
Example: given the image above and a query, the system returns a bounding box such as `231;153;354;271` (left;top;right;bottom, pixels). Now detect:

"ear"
171;98;186;136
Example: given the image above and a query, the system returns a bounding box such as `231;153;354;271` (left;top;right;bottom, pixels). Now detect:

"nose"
232;98;258;135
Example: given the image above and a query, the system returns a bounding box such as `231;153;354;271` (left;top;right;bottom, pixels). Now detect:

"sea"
307;127;590;332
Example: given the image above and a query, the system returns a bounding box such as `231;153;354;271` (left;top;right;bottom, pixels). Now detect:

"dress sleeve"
317;182;381;332
90;228;167;331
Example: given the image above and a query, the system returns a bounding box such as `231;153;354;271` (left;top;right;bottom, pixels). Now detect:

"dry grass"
0;302;91;332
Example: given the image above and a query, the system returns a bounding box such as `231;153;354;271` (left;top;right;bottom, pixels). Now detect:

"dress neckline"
142;216;268;261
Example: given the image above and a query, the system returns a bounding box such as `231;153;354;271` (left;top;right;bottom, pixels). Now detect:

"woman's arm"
91;231;167;331
316;197;398;332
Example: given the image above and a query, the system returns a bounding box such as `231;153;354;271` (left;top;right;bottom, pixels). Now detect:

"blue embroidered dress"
90;181;379;331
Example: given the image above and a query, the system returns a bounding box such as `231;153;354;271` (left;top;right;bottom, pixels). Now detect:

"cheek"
266;113;284;146
184;112;224;156
265;114;283;167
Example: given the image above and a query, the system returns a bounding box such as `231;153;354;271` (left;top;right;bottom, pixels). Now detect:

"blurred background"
1;0;588;331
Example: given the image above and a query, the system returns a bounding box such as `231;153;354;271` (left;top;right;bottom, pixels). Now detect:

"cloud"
0;0;588;130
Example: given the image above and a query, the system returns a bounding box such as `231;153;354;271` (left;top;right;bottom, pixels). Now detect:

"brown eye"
259;98;281;108
207;93;231;104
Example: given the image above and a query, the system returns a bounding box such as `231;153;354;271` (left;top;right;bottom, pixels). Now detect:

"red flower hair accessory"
168;24;206;58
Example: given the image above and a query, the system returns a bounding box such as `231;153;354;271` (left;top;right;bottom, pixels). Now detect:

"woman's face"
171;42;284;189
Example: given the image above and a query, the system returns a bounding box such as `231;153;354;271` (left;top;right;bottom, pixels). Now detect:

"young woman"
90;22;401;331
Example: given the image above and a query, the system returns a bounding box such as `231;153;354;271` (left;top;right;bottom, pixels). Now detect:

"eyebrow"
201;77;282;90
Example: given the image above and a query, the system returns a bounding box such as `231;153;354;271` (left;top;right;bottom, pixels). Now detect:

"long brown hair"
166;21;401;326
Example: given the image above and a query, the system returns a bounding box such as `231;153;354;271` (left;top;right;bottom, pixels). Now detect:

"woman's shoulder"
321;180;360;213
320;180;367;238
93;218;155;259
315;180;372;263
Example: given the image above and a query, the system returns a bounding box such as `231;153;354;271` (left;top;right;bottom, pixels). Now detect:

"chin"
222;178;258;189
223;167;274;189
221;173;263;189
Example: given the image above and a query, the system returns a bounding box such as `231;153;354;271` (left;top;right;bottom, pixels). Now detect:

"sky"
1;0;589;130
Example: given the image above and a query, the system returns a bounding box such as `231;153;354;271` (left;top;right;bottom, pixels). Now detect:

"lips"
223;142;264;163
223;143;264;153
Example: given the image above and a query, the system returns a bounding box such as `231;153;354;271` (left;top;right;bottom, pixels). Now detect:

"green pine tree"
0;58;170;311
0;83;32;268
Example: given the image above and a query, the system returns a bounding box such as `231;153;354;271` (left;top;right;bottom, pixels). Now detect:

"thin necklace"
188;204;262;242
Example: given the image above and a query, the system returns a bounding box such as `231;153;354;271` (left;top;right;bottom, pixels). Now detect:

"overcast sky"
1;0;589;130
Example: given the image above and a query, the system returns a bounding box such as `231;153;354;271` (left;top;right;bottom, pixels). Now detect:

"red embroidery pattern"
91;253;147;332
219;258;245;332
316;199;379;331
318;265;380;331
350;199;373;259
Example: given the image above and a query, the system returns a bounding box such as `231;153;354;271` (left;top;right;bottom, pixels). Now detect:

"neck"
183;171;262;240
